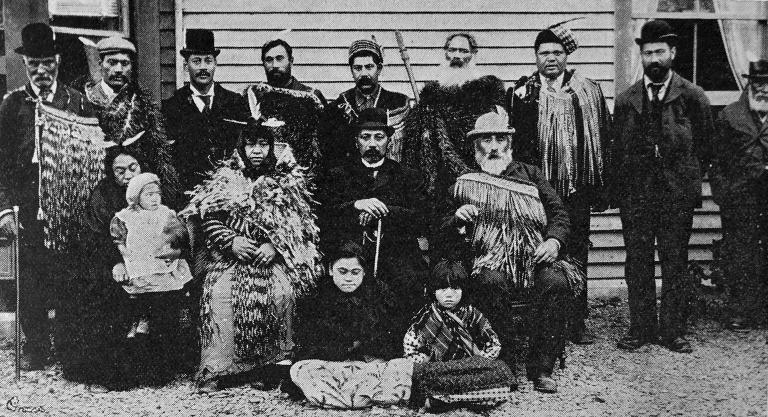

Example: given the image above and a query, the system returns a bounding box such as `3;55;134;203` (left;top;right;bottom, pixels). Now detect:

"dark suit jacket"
162;83;249;194
710;91;768;207
610;72;714;209
317;158;426;259
0;84;94;222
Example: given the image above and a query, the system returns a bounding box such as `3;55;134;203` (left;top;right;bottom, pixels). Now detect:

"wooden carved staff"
395;31;420;104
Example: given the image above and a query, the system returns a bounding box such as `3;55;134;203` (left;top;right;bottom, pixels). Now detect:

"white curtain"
715;0;767;90
627;0;660;88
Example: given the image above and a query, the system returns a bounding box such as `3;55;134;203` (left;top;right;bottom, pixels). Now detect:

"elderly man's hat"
635;20;678;46
15;23;59;57
535;17;582;55
180;29;220;58
354;108;394;136
467;106;514;139
743;59;768;80
349;38;383;63
97;36;137;56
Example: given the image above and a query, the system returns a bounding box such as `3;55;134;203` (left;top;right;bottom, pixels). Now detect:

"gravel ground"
1;299;766;417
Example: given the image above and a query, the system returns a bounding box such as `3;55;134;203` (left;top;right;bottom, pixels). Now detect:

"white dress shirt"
190;83;215;113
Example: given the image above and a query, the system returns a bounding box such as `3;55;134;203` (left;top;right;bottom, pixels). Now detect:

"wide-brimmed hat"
14;23;59;57
354;108;394;137
180;29;220;58
467;107;514;138
743;59;768;80
97;36;136;56
635;20;678;46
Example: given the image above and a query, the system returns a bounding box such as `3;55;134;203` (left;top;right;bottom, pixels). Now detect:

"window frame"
49;0;131;38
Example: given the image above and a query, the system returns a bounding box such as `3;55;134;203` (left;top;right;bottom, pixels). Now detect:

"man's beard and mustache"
355;76;377;94
748;85;768;113
267;68;290;86
436;60;479;87
362;148;384;163
644;61;671;83
108;73;129;88
476;149;512;176
195;69;211;81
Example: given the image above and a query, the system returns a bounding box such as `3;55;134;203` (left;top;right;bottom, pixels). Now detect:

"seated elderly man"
317;107;428;336
435;107;584;393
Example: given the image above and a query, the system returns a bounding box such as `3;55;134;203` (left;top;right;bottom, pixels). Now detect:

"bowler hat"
354;108;394;137
635;20;678;46
467;106;514;138
14;23;59;57
180;29;220;57
743;59;768;79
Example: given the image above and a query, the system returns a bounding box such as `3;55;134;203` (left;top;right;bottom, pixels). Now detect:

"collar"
361;158;385;169
30;81;58;99
190;83;215;97
644;72;672;96
100;79;117;98
354;85;381;107
539;72;566;91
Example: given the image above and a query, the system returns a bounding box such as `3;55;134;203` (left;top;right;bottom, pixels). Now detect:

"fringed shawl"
181;157;320;359
535;72;607;197
35;103;105;252
409;303;491;362
454;172;546;288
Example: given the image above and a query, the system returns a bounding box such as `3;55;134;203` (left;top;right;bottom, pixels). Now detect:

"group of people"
0;16;766;410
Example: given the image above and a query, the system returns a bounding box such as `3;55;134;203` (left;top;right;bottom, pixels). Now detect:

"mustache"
356;76;374;86
195;70;211;77
363;149;383;158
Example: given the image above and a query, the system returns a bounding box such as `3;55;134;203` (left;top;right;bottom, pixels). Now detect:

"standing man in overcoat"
609;20;714;353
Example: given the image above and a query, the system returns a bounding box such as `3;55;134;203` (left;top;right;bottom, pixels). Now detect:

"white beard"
436;61;481;87
476;152;512;176
748;88;768;113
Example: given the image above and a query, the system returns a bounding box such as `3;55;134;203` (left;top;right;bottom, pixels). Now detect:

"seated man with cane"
317;108;429;337
435;107;584;393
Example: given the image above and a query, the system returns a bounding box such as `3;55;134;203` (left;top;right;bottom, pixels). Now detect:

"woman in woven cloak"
181;117;320;393
60;146;185;390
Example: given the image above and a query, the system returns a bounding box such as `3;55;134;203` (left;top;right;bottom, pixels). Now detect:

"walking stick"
13;206;20;381
373;219;382;279
395;31;420;104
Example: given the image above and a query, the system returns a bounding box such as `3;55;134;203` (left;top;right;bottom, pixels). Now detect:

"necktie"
199;95;211;113
649;83;663;105
39;89;51;103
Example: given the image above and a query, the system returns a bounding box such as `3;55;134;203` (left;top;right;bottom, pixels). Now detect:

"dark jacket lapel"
722;91;759;138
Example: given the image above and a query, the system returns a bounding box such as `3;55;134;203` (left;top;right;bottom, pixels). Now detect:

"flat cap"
96;36;136;55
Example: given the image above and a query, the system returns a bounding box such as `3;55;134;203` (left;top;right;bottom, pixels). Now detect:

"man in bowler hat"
710;59;768;331
608;20;714;353
0;23;94;369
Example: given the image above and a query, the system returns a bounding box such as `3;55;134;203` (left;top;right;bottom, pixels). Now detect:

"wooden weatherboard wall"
167;0;722;281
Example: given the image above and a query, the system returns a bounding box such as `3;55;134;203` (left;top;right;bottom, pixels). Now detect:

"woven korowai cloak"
35;104;105;252
453;172;585;296
92;83;182;208
181;156;320;360
402;75;506;197
244;84;323;173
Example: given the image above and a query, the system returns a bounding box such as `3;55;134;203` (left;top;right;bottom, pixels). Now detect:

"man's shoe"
661;337;693;353
616;333;651;350
728;318;752;333
533;375;557;393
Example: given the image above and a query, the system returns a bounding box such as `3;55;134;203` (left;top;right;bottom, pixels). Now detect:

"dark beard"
644;64;670;83
267;69;290;86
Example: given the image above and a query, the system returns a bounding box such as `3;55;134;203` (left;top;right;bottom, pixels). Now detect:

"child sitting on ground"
111;172;192;338
404;260;514;410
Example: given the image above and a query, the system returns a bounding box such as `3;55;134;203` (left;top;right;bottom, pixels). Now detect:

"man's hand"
231;236;259;262
0;216;17;238
533;238;560;264
455;204;479;223
254;242;277;267
112;263;129;284
354;198;389;218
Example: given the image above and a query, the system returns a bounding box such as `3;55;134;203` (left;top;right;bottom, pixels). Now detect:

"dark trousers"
719;182;768;324
19;227;60;361
471;265;573;375
620;196;694;340
562;191;592;333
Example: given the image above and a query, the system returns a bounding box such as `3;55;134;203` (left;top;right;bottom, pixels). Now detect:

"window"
49;0;130;37
666;20;738;91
